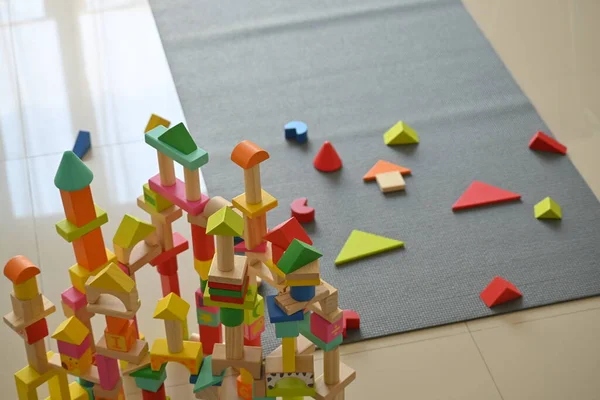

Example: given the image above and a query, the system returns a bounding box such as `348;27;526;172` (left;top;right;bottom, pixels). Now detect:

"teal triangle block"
54;151;94;192
158;123;198;155
193;356;224;393
278;239;322;275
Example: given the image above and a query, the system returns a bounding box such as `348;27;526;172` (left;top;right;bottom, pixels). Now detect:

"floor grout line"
468;329;505;400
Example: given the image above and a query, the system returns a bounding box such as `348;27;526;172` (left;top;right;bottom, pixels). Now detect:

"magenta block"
310;312;343;343
95;354;120;390
244;316;265;341
195;288;204;307
61;287;87;311
57;335;90;358
117;262;130;275
148;174;209;216
234;241;267;253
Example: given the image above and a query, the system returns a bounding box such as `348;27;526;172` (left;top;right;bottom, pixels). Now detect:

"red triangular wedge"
529;131;566;155
480;276;522;307
363;160;411;181
264;217;313;249
452;181;521;211
314;141;342;172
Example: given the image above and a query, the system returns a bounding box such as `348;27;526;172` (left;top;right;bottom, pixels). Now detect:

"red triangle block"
452;181;521;211
480;276;522;307
313;141;342;172
529;131;566;155
264;217;313;249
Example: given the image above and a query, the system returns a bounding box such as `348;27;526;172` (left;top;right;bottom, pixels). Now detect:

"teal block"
197;308;220;327
275;321;300;338
130;364;167;380
193;355;225;393
134;376;166;392
299;318;343;351
145;125;209;170
76;377;94;387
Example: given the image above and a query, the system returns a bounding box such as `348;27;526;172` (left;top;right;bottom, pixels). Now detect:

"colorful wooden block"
206;206;244;236
290;197;315;223
60;348;93;376
153;293;189;321
480;276;522;307
313;141;342;172
191;225;215;261
335;230;404;265
72;130;91;159
61;287;87;311
244;294;264;325
197;306;220;327
278;239;322;275
57;336;91;358
244;316;265;341
383;121;419;145
56;206;108;242
284;121;308;143
310;312;343;343
25;318;49;344
193;258;212;281
105;320;137;352
149;233;189;265
150;339;202;374
192;355;224;393
363;160;411;181
230;140;270;169
105;316;129;333
145;125;209;170
113;214;156;249
290;286;315;302
52;316;90;345
534;197;562;219
275;321;300;339
529;131;567;155
143;183;173;212
266;295;304;323
13;278;40;301
87;262;135;293
375;170;406;193
96;354;121;390
145;114;171;133
72;229;109;271
58;186;96;228
220;307;244;327
452;181;521;211
66;380;90;400
264;217;313;248
68;249;116;293
15;363;70;400
148;174;210;216
4;255;41;284
232;190;278;218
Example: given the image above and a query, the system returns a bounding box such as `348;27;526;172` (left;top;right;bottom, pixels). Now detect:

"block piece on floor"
313;141;342;172
383;121;419;145
335;230;404;265
480;276;522;307
363;160;411;181
290;197;315;223
534;196;562;219
285;120;308;143
375;170;406;193
452;181;521;211
529;131;567;155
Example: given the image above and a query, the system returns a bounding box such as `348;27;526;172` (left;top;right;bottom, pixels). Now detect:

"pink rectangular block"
148;174;209;216
61;286;87;311
310;312;343;343
234;241;267;253
118;262;130;275
244;316;265;341
57;335;90;358
195;289;221;309
95;354;121;390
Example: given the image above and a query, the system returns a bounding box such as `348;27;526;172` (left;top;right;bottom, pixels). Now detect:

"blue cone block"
290;285;315;302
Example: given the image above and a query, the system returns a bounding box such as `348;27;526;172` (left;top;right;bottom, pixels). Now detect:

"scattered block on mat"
375;171;405;193
284;121;308;143
529;131;567;155
383;121;419;145
313;141;342;172
72;130;91;159
363;160;411;181
480;276;522;307
342;310;360;338
291;197;315;223
452;181;521;211
145;114;171;133
335;230;404;265
534;197;562;220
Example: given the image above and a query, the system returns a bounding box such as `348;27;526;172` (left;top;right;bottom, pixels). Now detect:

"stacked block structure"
3;117;354;399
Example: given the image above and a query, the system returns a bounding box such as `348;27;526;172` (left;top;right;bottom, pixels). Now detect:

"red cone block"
480;276;522;307
529;131;567;155
313;141;342;172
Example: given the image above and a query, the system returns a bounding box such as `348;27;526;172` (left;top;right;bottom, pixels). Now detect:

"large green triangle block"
335;230;404;265
206;206;244;236
383;121;419;145
54;151;94;191
158;122;198;155
278;239;322;275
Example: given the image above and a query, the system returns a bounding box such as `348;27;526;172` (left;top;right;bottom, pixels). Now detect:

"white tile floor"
1;0;599;399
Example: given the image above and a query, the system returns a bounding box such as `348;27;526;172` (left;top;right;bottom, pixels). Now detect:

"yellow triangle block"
113;214;156;249
153;293;190;321
534;197;562;219
335;230;404;265
383;121;419;145
206;206;244;236
87;263;135;293
52;316;89;345
145;114;171;133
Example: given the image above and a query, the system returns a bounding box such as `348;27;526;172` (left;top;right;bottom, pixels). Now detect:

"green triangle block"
158;122;198;155
335;230;404;265
113;214;156;249
383;121;420;145
54;151;94;192
206;206;244;236
278;239;323;275
193;355;224;393
534;197;562;219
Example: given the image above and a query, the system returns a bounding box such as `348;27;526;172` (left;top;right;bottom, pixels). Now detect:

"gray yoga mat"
148;0;600;352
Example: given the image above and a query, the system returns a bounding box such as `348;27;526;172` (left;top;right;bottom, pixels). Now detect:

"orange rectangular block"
105;320;136;352
60;187;97;227
72;229;108;271
106;316;129;334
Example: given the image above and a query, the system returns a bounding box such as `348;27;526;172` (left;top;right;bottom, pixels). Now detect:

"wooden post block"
164;320;184;353
216;236;235;272
183;168;201;202
25;339;49;374
225;325;244;360
157;152;176;186
243;214;266;251
324;347;340;385
243;166;262;204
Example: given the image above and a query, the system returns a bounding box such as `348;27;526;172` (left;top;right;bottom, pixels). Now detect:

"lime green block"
335;230;404;265
193;355;224;393
203;284;257;311
113;214;156;249
143;183;172;212
266;377;316;398
220;308;244;327
54;151;94;191
55;206;108;242
158;122;198;155
206;206;244;236
278;239;322;275
383;121;419;145
534;197;562;219
145;125;208;170
275;321;300;338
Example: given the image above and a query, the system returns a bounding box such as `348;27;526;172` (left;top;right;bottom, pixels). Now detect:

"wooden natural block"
4;295;55;332
87;295;140;319
150;339;202;374
275;284;330;315
265;353;314;374
314;362;355;400
270;334;316;358
208;255;247;285
96;335;149;364
318;281;339;314
375;170;406;193
286;259;321;281
211;344;262;379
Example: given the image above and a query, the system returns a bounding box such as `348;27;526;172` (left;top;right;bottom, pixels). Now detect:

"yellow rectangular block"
150;339;202;375
285;278;322;287
69;249;115;293
282;337;296;372
14;278;40;300
15;360;70;400
194;258;212;280
232;190;278;218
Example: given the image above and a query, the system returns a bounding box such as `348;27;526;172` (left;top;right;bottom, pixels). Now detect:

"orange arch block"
231;140;269;169
363;160;411;181
4;255;40;284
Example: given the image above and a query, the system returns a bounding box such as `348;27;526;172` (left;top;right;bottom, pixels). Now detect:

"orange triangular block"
452;181;521;211
363;160;411;181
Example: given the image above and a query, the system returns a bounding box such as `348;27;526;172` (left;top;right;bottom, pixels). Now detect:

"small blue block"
284;121;308;143
234;236;244;245
72;130;91;159
290;285;315;302
266;295;304;323
189;374;198;384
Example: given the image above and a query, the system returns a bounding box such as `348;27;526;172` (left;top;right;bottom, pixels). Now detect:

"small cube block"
310;312;343;343
197;306;220;327
24;318;49;344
